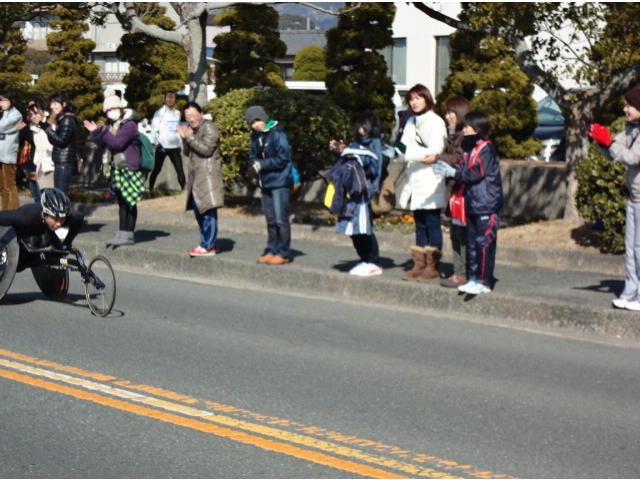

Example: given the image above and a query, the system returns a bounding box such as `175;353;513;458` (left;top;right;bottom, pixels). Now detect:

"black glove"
247;165;258;178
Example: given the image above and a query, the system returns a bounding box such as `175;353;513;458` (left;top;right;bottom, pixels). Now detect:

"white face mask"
107;110;121;122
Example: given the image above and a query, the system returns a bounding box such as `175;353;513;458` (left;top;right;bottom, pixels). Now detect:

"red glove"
589;123;612;147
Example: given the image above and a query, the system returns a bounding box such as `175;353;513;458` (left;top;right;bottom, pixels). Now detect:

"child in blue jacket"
434;111;503;294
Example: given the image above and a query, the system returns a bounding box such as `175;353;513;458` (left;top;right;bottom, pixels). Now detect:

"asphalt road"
1;267;640;479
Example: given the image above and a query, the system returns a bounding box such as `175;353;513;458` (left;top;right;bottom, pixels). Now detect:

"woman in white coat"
395;84;447;281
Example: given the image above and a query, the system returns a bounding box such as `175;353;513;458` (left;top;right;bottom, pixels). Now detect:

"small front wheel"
84;256;116;317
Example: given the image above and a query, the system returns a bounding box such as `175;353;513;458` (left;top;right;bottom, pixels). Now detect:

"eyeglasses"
0;98;10;103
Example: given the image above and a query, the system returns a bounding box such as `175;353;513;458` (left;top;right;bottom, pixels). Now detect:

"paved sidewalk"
69;204;640;343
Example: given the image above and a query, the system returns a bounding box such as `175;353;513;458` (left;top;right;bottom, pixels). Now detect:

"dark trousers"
149;147;185;190
117;191;138;232
467;213;499;287
351;233;380;265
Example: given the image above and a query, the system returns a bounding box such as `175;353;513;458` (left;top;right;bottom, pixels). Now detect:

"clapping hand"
589;123;612;147
177;124;192;139
83;120;98;132
433;160;457;178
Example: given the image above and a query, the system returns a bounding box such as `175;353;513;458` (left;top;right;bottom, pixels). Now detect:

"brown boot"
401;246;427;281
417;247;442;282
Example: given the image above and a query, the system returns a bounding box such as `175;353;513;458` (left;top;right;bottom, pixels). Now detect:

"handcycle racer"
0;188;84;269
0;189;116;316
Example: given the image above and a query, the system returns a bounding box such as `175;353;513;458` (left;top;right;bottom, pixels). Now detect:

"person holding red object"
590;86;640;310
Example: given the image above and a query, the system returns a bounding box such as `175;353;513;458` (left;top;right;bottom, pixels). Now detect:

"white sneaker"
612;298;627;309
464;281;491;294
349;262;367;275
351;263;382;277
458;280;477;293
625;300;640;311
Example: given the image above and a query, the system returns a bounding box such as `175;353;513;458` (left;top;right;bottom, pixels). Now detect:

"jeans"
149;147;186;190
54;163;74;194
413;208;443;249
193;206;218;250
261;187;290;258
28;179;41;203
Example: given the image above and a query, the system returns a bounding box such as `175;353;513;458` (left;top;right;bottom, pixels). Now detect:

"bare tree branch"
114;2;183;45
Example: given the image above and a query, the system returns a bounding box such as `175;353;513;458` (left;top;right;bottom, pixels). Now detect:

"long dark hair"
443;96;471;132
49;92;78;115
404;84;435;114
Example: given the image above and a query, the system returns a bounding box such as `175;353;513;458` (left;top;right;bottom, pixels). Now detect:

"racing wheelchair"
0;226;116;317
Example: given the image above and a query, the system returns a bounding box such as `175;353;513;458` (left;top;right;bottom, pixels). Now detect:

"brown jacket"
436;128;465;216
184;118;225;214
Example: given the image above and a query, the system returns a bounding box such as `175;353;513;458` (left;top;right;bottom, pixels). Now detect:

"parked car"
532;95;565;161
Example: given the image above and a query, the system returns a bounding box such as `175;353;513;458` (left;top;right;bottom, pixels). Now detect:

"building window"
31;15;56;40
435;36;451;95
104;56;129;74
381;38;407;86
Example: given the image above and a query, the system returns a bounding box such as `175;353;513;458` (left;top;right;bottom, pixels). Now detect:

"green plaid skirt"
111;168;145;208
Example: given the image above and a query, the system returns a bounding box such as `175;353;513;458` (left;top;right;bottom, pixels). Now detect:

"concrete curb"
72;236;640;342
78;203;625;277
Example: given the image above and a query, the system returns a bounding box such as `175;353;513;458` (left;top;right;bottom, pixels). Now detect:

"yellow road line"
0;349;512;479
0;367;406;479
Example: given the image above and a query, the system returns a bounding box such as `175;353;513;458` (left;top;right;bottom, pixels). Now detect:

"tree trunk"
184;12;209;106
563;102;593;222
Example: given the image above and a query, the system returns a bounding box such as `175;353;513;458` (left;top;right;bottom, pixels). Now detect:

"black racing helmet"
41;188;71;218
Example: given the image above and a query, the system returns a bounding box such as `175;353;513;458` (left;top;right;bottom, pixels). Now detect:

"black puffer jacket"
43;113;77;165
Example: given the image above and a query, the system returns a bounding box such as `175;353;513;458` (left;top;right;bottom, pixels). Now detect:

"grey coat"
184;118;225;213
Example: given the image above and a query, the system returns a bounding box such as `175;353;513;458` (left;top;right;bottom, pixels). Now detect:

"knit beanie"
244;105;268;126
625;86;640;111
103;89;123;112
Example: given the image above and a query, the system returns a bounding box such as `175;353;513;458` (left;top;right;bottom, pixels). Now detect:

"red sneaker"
190;246;217;257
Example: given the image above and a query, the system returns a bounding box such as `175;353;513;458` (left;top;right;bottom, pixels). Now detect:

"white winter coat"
31;124;55;174
395;110;447;210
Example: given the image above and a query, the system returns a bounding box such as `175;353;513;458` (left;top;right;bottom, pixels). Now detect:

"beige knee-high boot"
417;247;442;282
401;246;427;281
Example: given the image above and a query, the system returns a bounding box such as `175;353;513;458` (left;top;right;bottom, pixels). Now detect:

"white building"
19;2;460;102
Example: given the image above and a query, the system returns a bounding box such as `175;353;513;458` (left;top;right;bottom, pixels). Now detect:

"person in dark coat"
245;106;293;265
434;111;503;294
42;92;78;194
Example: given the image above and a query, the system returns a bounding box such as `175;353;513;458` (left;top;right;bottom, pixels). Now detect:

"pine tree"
0;21;32;103
35;4;102;121
437;12;540;159
117;3;188;119
212;4;287;96
292;45;328;81
325;2;396;134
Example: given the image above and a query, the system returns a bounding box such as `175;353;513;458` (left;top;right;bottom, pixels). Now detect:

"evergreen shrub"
575;117;627;253
206;88;352;192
